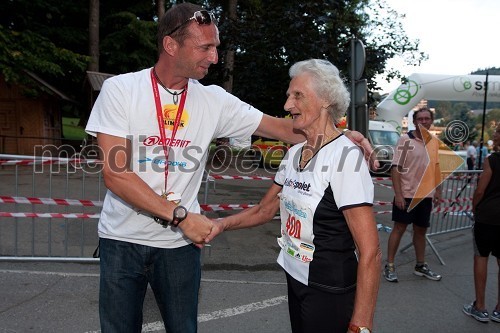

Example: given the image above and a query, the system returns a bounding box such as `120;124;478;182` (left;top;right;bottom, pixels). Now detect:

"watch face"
174;206;188;220
359;328;371;333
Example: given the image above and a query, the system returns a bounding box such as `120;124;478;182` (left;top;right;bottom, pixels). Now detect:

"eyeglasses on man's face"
415;117;432;122
167;10;217;36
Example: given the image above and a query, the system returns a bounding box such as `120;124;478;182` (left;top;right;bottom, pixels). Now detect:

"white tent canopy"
377;73;500;131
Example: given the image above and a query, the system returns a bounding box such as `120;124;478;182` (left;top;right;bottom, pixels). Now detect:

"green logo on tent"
394;80;419;105
453;76;472;92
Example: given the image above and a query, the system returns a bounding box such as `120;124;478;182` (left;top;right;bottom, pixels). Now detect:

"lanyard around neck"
150;68;188;194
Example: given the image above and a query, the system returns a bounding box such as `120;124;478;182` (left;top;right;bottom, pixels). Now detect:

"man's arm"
391;165;405;210
97;133;213;243
254;115;379;169
253;115;304;144
344;129;380;170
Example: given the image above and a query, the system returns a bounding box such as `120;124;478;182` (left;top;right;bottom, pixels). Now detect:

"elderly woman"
208;59;381;333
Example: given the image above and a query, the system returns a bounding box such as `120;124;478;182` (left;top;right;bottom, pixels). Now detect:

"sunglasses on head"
167;10;217;36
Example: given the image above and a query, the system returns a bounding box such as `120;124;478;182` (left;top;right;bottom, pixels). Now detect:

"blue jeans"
99;238;201;333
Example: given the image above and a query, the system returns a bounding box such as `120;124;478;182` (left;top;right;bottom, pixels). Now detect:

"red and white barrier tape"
372;206;472;215
440;197;472;203
207;175;391;182
0;206;471;219
208;175;274;181
0;196;102;207
0;212;100;219
433;205;472;213
374;182;393;189
0;159;99;166
200;204;256;211
374;201;392;206
0;196;472;209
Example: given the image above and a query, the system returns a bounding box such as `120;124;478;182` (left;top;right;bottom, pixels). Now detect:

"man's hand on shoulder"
344;130;380;171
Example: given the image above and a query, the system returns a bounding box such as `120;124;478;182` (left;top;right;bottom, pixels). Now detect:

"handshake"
175;212;225;246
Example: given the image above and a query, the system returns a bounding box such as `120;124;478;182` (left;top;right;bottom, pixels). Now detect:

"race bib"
277;194;315;263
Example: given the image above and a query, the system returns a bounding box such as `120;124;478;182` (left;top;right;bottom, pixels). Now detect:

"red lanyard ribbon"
150;68;188;194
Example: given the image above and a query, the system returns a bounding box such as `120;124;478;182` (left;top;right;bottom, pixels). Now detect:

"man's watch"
170;205;188;227
349;323;371;333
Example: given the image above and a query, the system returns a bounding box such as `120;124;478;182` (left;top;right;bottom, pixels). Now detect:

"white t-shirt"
391;131;440;198
467;145;477;158
86;68;263;248
274;134;373;292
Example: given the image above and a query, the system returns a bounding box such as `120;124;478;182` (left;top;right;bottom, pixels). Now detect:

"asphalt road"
0;166;498;332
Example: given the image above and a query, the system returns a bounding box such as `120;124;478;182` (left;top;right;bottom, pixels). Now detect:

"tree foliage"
1;0;429;118
99;12;157;74
0;0;89;97
200;0;428;116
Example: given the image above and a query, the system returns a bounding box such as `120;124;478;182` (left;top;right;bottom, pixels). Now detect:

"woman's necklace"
152;67;186;105
300;129;340;168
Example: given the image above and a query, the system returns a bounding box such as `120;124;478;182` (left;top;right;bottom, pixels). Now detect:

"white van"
367;120;400;173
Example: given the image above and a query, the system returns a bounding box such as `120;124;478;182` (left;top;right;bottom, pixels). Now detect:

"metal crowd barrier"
0;154;480;264
0;155;219;262
0;154;105;262
400;170;481;265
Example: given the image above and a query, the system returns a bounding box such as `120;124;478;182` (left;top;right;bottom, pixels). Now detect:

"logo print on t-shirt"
163;104;189;130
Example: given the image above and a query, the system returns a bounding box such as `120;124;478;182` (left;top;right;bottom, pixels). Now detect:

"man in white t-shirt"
467;140;477;170
86;3;375;332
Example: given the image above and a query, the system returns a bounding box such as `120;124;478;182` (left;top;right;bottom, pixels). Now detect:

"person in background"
476;142;489;169
85;3;376;332
383;108;442;283
463;123;500;323
466;140;477;170
208;59;381;333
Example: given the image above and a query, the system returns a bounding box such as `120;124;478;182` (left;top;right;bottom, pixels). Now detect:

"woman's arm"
205;183;282;242
343;206;381;331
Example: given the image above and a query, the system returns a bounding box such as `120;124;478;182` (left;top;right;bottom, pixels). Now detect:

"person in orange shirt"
383;107;442;283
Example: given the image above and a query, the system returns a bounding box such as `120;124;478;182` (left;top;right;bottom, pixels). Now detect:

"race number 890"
286;215;301;238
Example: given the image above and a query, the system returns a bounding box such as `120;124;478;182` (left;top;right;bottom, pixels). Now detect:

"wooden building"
85;71;114;113
0;72;74;155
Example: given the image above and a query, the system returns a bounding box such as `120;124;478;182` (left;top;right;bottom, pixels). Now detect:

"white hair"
289;59;350;123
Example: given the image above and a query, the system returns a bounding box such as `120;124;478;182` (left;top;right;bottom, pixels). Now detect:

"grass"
62;117;86;140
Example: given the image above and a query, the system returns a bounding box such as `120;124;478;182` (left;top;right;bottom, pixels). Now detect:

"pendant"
161;191;182;204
